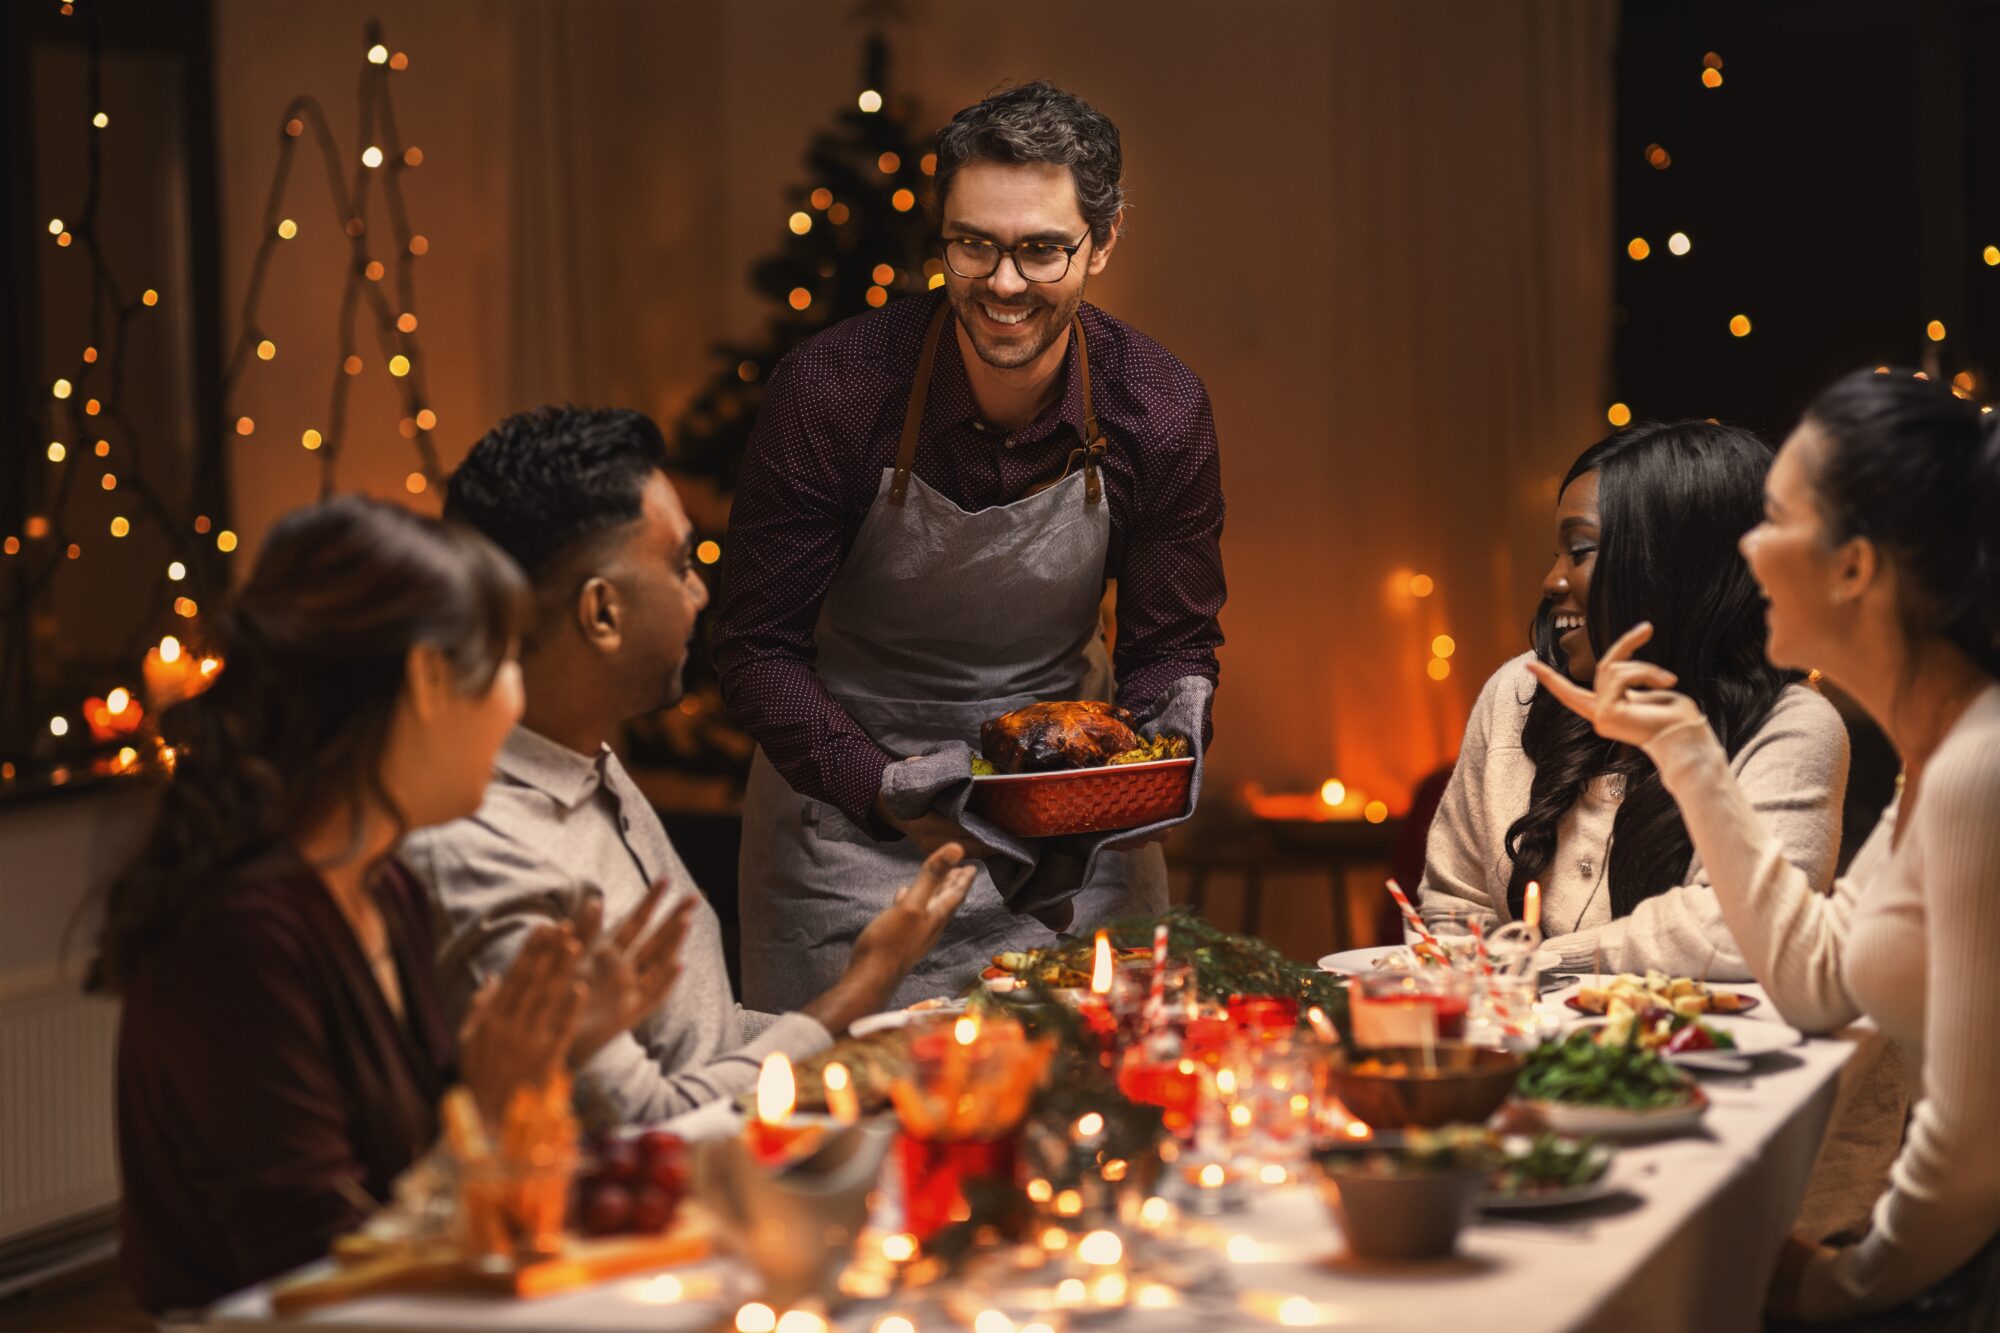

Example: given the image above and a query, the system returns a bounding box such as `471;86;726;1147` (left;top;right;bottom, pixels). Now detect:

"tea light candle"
746;1052;815;1165
83;688;144;741
823;1061;859;1125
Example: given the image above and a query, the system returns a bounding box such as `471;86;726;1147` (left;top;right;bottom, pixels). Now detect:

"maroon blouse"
115;858;456;1314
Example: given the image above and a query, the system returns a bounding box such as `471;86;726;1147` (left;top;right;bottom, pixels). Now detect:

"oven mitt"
874;675;1211;917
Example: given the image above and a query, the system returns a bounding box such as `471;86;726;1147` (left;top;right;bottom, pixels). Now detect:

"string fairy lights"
4;2;209;777
3;14;437;785
223;18;441;495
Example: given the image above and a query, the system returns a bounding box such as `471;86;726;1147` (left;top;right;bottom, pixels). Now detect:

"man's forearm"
716;653;895;827
798;955;899;1035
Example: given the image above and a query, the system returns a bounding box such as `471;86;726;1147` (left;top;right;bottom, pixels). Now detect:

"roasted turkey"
980;700;1143;774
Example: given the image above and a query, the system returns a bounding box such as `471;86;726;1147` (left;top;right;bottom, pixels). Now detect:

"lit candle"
83;687;144;741
823;1060;859;1125
746;1052;813;1165
1523;880;1542;933
1079;931;1118;1049
142;635;214;710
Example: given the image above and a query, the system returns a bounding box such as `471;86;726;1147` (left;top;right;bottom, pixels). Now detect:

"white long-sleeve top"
1643;683;2000;1319
1418;653;1849;977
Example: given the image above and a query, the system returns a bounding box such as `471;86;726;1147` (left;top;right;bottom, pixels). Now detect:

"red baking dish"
968;757;1194;838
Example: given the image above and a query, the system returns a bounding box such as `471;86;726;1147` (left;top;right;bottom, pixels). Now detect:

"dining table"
197;981;1864;1333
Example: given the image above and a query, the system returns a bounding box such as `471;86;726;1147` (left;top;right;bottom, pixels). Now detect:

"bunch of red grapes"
575;1129;688;1236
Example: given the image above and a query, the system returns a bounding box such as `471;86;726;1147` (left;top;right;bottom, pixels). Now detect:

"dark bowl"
1313;1156;1486;1260
1322;1043;1523;1129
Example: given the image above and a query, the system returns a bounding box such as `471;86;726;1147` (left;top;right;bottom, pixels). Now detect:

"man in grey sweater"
404;406;972;1128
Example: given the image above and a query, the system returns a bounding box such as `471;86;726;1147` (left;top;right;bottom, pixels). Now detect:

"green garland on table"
979;906;1351;1034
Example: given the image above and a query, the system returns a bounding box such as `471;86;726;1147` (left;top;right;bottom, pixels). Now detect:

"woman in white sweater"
1535;368;2000;1324
1420;422;1849;976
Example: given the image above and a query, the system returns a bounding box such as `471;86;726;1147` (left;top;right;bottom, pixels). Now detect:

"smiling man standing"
714;82;1226;1010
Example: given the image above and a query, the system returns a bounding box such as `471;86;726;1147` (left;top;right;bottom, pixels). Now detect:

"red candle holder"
1115;1054;1204;1137
895;1130;1020;1242
1227;994;1299;1036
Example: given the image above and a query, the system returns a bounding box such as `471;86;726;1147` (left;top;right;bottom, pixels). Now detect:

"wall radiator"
0;981;119;1257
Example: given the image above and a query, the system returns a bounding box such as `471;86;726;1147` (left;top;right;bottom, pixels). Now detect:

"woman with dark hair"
1537;370;2000;1323
99;496;688;1315
1420;420;1849;976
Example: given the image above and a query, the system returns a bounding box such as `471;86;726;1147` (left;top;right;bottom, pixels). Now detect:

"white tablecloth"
199;987;1858;1333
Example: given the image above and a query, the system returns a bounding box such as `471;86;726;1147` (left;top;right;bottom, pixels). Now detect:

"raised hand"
1525;621;1708;749
568;881;696;1062
852;843;977;979
458;922;583;1121
803;843;977;1033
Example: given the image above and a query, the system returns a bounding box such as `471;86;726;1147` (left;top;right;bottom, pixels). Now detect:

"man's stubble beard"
950;278;1087;371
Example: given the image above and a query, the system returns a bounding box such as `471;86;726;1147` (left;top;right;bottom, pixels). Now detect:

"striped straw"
1383;878;1438;945
1470;917;1495;977
1145;923;1169;1028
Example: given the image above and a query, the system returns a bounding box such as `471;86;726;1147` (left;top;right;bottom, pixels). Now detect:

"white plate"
849;998;968;1036
1565;1014;1802;1067
1320;944;1564;977
1516;1087;1709;1139
1317;945;1410;975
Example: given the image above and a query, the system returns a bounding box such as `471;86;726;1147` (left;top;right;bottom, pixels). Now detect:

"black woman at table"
1533;369;2000;1325
95;497;692;1315
1418;420;1849;977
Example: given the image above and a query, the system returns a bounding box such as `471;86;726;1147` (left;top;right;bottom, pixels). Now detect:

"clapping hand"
568;881;696;1063
1526;621;1708;749
458;922;583;1122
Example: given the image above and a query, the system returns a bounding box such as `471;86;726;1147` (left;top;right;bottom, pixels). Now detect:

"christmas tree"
668;31;941;490
628;29;938;782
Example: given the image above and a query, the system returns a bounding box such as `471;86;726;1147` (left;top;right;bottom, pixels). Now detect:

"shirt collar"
492;725;608;812
927;298;1093;445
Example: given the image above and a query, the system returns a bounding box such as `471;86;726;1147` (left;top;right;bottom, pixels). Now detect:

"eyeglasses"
943;229;1091;284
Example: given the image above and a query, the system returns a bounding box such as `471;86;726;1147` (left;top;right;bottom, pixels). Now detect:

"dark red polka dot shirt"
712;290;1226;829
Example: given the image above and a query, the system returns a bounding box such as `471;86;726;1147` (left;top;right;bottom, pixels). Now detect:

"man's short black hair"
444;406;668;584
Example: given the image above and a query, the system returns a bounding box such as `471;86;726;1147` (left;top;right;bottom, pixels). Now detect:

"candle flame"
755;1052;795;1124
1091;930;1113;994
1319;778;1346;806
953;1015;979;1046
106;687;130;714
823;1060;858;1124
158;635;181;663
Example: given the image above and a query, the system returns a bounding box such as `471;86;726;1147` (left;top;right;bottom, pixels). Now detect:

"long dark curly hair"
91;496;528;994
1503;421;1792;920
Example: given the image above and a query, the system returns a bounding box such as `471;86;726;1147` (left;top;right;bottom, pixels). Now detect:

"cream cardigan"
1418;653;1849;977
1646;683;2000;1319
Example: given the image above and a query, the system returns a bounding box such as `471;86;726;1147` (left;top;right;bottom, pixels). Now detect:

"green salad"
1489;1133;1611;1195
1517;1029;1695;1109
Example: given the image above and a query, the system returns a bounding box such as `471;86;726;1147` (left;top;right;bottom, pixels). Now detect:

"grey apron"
738;305;1169;1011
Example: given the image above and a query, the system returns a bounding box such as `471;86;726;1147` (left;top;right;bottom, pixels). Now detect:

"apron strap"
1074;315;1105;505
893;305;1106;507
889;304;952;507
